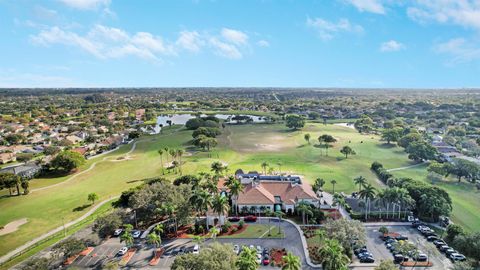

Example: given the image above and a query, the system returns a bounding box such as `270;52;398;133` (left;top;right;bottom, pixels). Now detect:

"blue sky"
0;0;479;88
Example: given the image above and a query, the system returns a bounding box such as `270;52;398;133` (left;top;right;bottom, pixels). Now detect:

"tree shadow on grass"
73;204;91;212
377;143;397;149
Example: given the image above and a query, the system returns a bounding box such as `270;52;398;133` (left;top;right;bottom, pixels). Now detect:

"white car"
256;254;262;264
132;230;141;238
113;229;123;236
249;245;255;250
117;247;128;256
192;245;200;255
233;245;240;255
256;246;262;254
450;253;466;261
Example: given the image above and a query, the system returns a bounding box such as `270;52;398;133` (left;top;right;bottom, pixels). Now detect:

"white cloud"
59;0;110;10
306;17;364;40
176;31;204;52
0;69;75;88
380;40;405;52
344;0;386;14
221;28;249;45
257;40;270;47
434;38;480;64
31;25;257;61
209;37;243;59
407;0;480;31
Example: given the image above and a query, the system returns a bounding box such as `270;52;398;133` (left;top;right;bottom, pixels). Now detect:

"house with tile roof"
235;180;319;215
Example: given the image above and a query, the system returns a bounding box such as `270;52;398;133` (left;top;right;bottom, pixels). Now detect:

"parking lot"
362;225;453;270
70;218;314;269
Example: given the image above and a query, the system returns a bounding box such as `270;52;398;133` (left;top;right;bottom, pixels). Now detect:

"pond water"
153;113;266;133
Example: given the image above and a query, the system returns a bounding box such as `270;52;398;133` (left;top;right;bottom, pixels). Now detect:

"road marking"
258;226;276;239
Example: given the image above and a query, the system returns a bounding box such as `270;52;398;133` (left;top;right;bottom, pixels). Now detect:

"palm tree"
176;149;184;175
358;183;376;220
153;224;164;236
261;161;269;175
210;161;224;176
158;149;164;174
209;226;220;240
147;232;161;248
332;193;347;219
120;228;134;248
296;201;313;225
227;179;243;216
236;247;258;270
264;208;273;236
353;176;367;193
212;194;230;225
274;211;284;234
318;239;350;270
189;189;212;230
171;160;179;174
313;178;326;193
330;179;337;194
395;187;414;220
282;253;301;270
163;147;169;163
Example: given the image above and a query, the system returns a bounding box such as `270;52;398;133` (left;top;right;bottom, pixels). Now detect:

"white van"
192;245;200;254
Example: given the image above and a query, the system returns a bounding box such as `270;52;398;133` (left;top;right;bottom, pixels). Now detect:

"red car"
244;215;257;222
262;256;270;265
228;216;241;222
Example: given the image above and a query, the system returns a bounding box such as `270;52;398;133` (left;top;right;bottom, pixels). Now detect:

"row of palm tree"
353;175;414;220
158;147;185;175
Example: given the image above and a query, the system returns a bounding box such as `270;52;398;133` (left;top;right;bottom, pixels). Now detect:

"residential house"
0;152;16;164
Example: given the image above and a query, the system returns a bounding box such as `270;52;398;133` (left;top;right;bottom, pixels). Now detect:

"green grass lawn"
219;224;283;239
391;165;480;232
0;123;416;257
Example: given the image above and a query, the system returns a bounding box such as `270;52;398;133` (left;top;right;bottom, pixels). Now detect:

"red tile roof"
237;181;317;205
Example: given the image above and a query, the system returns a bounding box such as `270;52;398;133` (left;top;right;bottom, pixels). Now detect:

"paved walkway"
386;162;426;172
30;140;137;193
0;196;119;265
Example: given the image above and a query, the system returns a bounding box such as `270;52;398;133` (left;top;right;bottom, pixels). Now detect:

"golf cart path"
30;141;138;193
386;162;426;172
0;196;119;265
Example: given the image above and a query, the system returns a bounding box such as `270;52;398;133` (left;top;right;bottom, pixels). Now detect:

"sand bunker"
0;218;28;236
334;123;355;129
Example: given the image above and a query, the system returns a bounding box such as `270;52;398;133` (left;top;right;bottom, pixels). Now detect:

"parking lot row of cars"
412;221;466;262
233;244;271;265
353;247;375;263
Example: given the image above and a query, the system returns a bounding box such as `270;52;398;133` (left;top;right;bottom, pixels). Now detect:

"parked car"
256;254;262;264
178;246;186;255
256;246;262;254
450;253;466;261
171;247;180;256
393;254;405;264
244;215;257;222
415;253;428;262
113;229;123;237
228;217;241;222
358;252;373;259
360;256;375;263
395;235;408;241
433;240;446;247
427;235;439;242
233;245;240;255
445;248;457;256
262;256;270;265
354;247;368;255
263;247;269;255
132;230;141;238
407;215;415;222
385;239;396;245
192;245;199;255
117;247;128;256
439;245;450;252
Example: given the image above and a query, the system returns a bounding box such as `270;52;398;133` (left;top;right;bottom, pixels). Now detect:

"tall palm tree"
264;208;273;236
189;189;212;230
158;149;164;174
330;179;337;194
261;161;269;175
236;247;258;270
227;178;243;216
176;149;184;175
147;232;161;248
282;253;301;270
358;183;376;220
318;239;350;270
225;175;235;187
395;187;414;220
163;147;169;163
212;194;230;225
120;227;134;248
296;201;313;225
353;176;367;193
332;193;347;219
